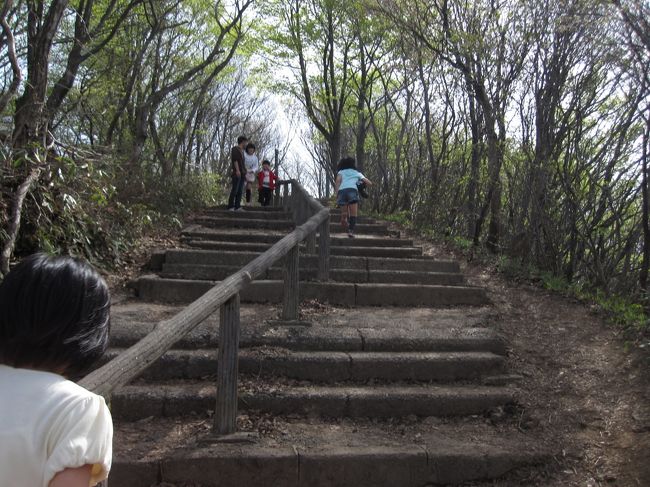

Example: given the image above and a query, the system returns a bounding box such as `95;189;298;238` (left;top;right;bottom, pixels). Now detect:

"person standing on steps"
0;253;113;487
334;156;372;238
227;135;248;211
243;142;259;206
257;159;278;207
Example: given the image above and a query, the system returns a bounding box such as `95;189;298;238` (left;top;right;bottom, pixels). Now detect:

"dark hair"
0;253;111;378
237;135;248;145
262;159;271;166
246;142;256;151
337;156;356;171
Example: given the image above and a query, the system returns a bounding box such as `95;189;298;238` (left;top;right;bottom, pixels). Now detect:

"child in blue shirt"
334;157;372;238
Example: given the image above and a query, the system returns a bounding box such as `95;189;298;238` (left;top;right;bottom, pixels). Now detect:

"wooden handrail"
81;187;329;398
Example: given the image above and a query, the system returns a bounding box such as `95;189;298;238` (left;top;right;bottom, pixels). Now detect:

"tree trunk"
1;167;41;276
12;0;70;149
484;119;503;252
466;84;481;241
640;115;650;295
0;0;21;116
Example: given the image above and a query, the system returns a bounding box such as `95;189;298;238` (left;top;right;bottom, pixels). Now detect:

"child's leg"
340;204;349;230
348;203;358;234
262;188;271;206
245;182;252;203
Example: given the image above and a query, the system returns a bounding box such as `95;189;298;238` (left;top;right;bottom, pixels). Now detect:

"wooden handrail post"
306;229;316;254
282;245;300;320
318;216;330;280
304;197;309;223
274;185;280;207
282;183;290;211
292;195;299;224
214;293;240;435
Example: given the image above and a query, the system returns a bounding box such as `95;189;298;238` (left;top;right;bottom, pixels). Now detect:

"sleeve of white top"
44;395;113;486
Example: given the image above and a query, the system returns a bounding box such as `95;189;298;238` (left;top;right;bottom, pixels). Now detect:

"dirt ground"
411;231;650;487
109;226;650;486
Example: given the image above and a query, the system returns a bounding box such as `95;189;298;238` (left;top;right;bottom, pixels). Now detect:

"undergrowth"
496;256;649;352
374;211;650;353
2;152;223;274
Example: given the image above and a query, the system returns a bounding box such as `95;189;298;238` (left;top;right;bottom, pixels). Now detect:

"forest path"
412;228;650;486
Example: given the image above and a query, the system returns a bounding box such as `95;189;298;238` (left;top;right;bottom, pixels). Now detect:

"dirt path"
413;233;650;486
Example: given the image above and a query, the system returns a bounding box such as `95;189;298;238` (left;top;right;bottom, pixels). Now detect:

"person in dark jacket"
227;135;248;210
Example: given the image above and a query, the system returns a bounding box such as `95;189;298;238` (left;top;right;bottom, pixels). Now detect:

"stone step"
328;245;423;258
185;240;423;258
212;204;286;212
111;383;516;421
194;216;295;230
182;241;288;254
181;227;413;247
111;324;506;354
159;263;464;285
162;249;461;273
198;209;292;220
110;418;548;487
103;349;504;382
109;302;505;353
329;215;379;224
331;223;392;235
134;277;489;307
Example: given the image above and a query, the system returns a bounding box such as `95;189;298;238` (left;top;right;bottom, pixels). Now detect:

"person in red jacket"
257;159;278;207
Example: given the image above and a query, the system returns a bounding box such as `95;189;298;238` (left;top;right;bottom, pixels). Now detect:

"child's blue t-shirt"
338;169;365;191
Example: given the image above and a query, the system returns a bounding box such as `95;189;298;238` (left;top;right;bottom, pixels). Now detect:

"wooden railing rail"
81;180;330;436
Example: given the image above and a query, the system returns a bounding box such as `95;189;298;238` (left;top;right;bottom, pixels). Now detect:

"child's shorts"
337;188;359;206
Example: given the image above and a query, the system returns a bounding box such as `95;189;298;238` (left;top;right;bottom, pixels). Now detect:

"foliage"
6;152;221;271
139;172;223;215
377;205;649;352
371;210;411;227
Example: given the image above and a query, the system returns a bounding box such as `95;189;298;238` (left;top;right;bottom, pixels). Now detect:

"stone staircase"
134;207;488;307
108;205;547;486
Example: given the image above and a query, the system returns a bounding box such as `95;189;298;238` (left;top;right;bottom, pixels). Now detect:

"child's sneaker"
347;231;355;238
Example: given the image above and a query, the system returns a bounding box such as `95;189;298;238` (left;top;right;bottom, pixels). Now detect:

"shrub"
8;153;222;270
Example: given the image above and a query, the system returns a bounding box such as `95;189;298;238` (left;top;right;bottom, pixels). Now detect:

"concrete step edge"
109;326;506;354
182;228;409;246
158;264;465;285
102;348;505;382
184;241;424;257
110;443;549;487
163;248;459;267
133;277;490;307
112;384;516;420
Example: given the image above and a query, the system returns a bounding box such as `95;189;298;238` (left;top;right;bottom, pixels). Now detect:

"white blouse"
0;365;113;487
244;153;259;173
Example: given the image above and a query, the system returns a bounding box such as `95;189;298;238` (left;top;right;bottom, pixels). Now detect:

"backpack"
357;180;369;198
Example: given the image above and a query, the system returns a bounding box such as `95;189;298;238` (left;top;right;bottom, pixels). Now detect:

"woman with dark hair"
334;156;372;238
243;142;259;206
0;253;113;487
